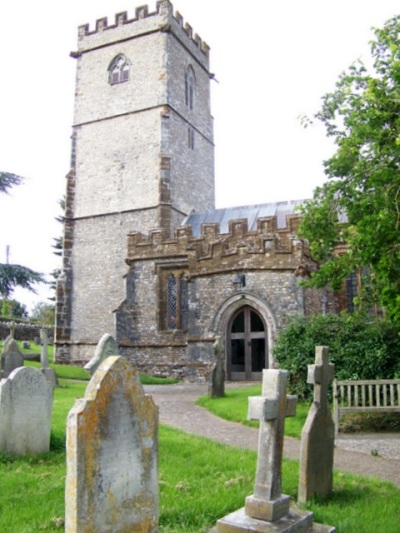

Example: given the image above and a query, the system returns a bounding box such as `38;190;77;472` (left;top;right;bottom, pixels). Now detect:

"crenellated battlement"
126;215;306;274
77;1;210;58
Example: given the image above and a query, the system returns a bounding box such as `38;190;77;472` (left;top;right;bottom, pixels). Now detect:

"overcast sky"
0;0;398;311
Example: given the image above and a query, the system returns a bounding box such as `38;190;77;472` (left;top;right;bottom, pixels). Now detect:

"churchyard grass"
1;339;179;383
0;379;400;531
196;384;309;438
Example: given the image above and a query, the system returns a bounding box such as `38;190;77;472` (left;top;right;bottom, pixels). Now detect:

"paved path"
145;382;400;488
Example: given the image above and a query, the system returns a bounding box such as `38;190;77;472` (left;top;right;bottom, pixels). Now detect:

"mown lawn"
0;376;400;531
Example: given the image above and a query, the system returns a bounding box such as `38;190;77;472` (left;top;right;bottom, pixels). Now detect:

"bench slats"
333;379;400;434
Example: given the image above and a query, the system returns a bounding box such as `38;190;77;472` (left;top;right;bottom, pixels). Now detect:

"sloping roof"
183;200;306;236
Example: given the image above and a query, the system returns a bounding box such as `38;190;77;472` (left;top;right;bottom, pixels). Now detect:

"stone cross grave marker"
83;333;119;375
0;366;53;455
216;368;336;532
65;355;158;533
245;369;297;522
298;346;335;503
40;328;59;387
208;336;225;398
217;369;317;532
1;338;24;379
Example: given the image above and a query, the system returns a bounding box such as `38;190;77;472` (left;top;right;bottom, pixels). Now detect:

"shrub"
273;312;400;400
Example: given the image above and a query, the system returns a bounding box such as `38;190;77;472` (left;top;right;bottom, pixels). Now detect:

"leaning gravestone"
83;333;119;375
216;369;335;532
65;356;158;533
208;336;225;398
298;346;335;503
1;338;24;378
0;366;53;455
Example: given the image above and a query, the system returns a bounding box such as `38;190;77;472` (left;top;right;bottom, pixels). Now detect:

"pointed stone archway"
212;293;277;381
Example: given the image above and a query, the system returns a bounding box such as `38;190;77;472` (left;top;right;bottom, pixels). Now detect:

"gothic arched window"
185;66;196;109
108;55;130;85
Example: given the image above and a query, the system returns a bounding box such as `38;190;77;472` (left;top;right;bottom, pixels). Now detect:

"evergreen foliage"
0;172;45;298
273;313;400;400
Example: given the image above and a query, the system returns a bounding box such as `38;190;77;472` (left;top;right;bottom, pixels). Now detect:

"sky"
0;0;398;312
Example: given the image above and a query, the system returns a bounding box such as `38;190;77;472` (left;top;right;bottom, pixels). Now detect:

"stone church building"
55;1;343;381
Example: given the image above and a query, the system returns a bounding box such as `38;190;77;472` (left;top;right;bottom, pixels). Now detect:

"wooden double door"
227;306;267;381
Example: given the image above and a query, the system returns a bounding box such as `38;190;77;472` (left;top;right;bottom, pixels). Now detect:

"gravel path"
145;382;400;488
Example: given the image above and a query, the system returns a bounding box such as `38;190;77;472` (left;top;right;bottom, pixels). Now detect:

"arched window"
108;55;130;85
184;66;196;109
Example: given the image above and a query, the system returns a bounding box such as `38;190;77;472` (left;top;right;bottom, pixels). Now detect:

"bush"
273;312;400;400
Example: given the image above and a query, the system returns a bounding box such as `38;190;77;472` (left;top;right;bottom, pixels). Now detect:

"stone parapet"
76;1;210;66
126;215;306;275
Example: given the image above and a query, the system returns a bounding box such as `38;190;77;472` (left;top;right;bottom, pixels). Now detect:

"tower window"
185;66;196;109
188;126;195;150
108;55;131;85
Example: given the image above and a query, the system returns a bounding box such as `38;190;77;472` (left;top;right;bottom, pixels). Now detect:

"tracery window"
185;66;196;109
108;55;130;85
166;273;189;330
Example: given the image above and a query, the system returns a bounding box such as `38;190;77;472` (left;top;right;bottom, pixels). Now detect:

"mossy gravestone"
65;356;158;533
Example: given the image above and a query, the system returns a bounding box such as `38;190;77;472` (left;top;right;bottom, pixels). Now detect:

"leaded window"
166;272;189;330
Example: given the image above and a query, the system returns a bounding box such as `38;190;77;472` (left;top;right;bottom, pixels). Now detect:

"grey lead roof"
183;200;306;237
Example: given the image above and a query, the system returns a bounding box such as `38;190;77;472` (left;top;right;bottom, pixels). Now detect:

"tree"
0;172;46;299
48;196;65;301
0;171;23;194
0;298;28;319
30;301;55;325
299;16;400;322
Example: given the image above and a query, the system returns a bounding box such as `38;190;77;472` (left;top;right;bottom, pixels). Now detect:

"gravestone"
0;366;53;455
40;329;59;387
83;333;119;375
1;338;24;378
298;346;335;503
208;336;225;398
65;356;158;533
216;369;335;532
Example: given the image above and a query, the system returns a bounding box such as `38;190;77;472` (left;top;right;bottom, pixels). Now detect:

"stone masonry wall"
57;1;215;364
114;215;315;379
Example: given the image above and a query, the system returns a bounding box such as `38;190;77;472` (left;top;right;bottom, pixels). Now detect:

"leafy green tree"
299;16;400;322
0;172;46;299
30;301;55;325
0;298;28;319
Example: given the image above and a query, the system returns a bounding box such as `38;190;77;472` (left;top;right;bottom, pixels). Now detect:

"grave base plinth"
215;505;335;533
245;494;290;521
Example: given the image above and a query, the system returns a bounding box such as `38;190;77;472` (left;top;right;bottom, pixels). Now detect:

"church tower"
56;1;215;362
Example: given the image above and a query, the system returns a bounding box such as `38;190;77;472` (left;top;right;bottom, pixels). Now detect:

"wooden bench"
333;379;400;434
